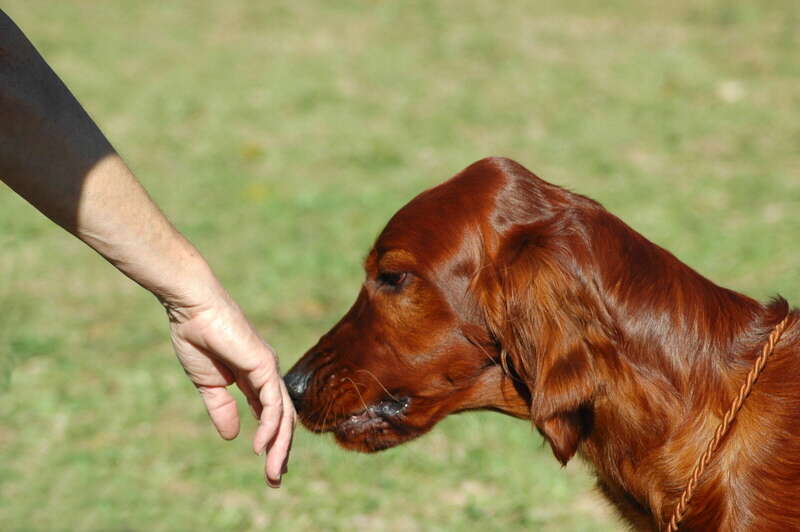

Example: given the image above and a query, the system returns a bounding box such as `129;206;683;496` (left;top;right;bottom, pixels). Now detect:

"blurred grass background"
1;1;798;530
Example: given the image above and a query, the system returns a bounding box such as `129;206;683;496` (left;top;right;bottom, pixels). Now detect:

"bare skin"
0;10;295;487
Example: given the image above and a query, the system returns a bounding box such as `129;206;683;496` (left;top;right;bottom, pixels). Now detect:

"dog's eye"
377;271;408;289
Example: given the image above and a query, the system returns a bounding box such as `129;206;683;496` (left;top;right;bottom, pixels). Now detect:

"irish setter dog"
285;157;799;531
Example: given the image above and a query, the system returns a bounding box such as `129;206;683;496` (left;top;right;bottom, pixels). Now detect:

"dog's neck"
578;210;785;528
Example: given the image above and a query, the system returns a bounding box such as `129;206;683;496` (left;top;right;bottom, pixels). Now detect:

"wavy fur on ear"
482;214;616;465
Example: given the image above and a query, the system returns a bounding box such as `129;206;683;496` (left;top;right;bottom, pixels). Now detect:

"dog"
285;157;799;530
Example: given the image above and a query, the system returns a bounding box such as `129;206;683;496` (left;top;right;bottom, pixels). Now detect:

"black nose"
283;368;311;402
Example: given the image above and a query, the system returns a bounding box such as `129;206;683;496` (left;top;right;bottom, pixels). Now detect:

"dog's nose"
283;368;311;403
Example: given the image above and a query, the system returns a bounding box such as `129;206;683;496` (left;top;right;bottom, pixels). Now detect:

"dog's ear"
480;218;611;465
530;334;596;465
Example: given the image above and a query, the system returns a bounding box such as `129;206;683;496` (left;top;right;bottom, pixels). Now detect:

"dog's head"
286;158;610;462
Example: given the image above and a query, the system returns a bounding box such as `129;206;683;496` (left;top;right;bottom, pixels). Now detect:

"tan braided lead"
665;315;791;531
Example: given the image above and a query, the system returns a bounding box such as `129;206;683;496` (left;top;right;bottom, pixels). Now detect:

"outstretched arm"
0;9;294;487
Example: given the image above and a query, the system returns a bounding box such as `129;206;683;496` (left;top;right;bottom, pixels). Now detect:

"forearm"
65;154;223;308
0;9;216;307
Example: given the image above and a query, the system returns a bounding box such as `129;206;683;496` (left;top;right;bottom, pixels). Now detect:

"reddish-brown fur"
285;157;800;531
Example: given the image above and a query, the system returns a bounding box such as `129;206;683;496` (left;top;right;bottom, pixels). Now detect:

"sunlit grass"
1;1;798;530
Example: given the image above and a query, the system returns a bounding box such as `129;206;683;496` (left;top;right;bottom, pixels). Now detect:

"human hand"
164;291;295;488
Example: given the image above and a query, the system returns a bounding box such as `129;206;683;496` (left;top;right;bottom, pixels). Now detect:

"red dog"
285;158;799;531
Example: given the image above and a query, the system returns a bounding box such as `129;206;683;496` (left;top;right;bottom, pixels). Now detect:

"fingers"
235;374;263;421
196;384;241;440
200;369;295;488
264;380;296;487
245;354;297;487
251;362;284;456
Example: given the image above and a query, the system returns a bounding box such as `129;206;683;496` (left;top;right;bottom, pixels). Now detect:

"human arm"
0;9;294;486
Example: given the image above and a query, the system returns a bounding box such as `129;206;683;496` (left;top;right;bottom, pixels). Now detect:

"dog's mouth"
336;397;410;434
331;397;413;451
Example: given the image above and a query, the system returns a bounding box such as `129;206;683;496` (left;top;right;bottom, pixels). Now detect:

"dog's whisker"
316;387;352;432
354;369;399;401
343;376;370;413
315;396;335;433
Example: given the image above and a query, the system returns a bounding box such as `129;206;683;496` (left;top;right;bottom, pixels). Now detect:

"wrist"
153;252;230;319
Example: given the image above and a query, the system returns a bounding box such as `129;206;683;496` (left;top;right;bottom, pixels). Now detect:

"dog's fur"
285;158;800;530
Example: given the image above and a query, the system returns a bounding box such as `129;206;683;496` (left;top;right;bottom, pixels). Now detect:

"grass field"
1;1;798;530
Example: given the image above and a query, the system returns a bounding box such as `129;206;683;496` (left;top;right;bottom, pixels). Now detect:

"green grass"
1;1;798;530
